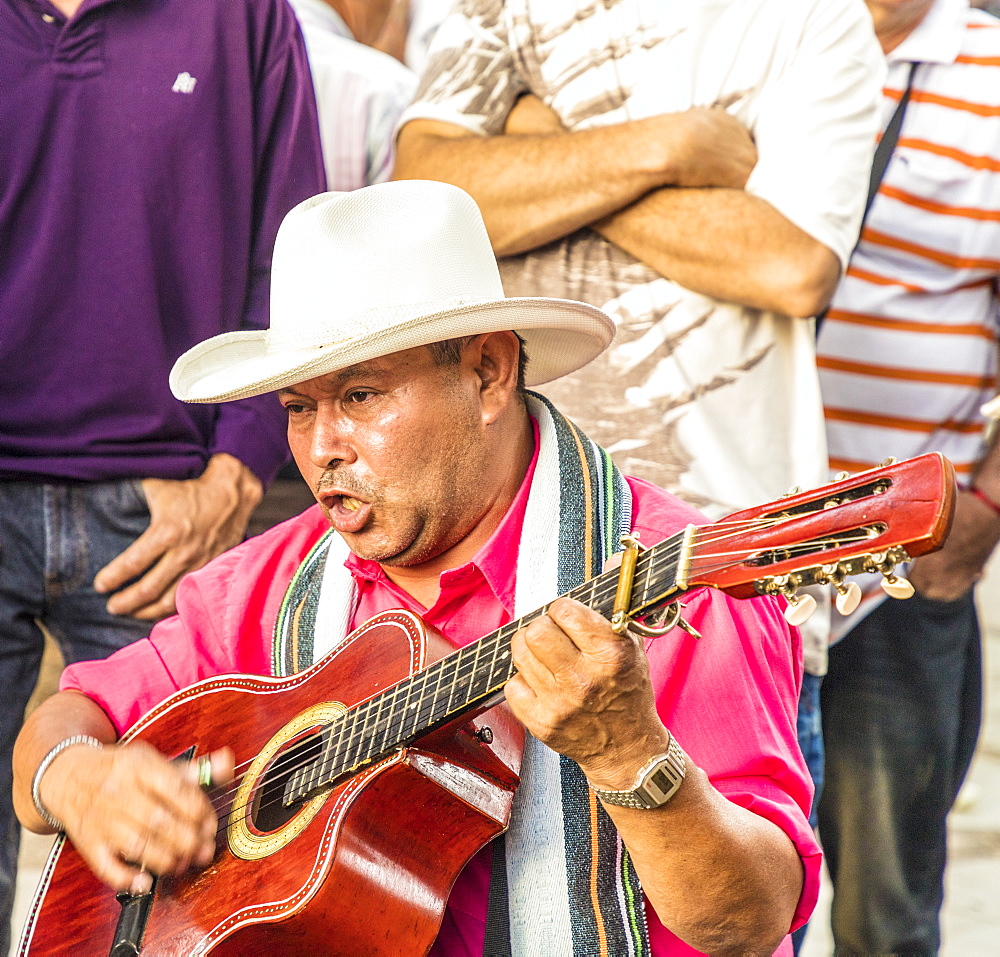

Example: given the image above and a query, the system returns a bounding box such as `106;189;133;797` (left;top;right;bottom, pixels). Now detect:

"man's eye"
346;390;374;404
284;403;307;415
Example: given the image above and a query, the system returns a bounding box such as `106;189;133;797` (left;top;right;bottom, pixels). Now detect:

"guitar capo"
609;534;701;640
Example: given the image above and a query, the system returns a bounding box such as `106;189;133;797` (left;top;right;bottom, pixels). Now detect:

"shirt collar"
344;416;540;615
287;0;353;40
889;0;967;67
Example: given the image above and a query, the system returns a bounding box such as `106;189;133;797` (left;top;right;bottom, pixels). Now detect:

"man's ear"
468;331;522;424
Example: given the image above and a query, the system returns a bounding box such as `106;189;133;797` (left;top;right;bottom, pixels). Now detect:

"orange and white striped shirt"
818;0;1000;482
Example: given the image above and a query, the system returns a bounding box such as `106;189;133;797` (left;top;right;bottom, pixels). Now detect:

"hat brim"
170;298;615;403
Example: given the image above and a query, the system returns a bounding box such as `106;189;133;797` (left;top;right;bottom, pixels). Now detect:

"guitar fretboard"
283;527;687;805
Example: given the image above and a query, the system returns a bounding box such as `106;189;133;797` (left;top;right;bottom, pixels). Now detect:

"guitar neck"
286;529;687;803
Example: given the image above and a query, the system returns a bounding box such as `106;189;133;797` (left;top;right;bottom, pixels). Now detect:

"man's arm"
506;598;802;954
392;106;757;258
500;94;841;317
594;187;841;318
909;423;1000;601
13;692;232;897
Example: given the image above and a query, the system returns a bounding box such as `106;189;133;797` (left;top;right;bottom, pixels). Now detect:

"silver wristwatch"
588;735;686;810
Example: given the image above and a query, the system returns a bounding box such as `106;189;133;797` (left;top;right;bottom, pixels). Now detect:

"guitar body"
19;611;524;956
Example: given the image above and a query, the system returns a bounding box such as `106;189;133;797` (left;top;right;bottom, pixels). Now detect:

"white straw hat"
170;181;615;403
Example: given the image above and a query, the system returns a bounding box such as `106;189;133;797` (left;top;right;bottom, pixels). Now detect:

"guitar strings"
205;517;872;834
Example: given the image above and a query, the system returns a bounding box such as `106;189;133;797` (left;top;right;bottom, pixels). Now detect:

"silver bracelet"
31;735;104;832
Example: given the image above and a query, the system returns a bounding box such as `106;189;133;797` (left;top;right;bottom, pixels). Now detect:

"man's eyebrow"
276;363;390;398
333;361;388;383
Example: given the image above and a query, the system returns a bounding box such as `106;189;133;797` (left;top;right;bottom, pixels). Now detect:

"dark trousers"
818;591;982;956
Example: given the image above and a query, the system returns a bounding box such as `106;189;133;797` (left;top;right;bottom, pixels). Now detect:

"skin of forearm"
594;187;842;317
393;120;676;257
972;422;1000;503
910;423;1000;599
602;762;803;954
13;691;119;833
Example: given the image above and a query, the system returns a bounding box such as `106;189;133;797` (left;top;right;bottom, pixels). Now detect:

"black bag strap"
815;61;919;333
483;836;512;956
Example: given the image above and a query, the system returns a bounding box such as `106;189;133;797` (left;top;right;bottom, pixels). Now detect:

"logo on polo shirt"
172;72;197;95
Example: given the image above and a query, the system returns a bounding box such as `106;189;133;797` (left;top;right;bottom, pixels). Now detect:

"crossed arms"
394;96;842;318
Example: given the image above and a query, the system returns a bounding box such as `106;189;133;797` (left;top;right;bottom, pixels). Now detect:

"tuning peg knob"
880;573;914;600
783;591;818;626
834;581;862;615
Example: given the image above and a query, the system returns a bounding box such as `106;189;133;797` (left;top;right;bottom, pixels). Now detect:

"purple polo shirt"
0;0;325;484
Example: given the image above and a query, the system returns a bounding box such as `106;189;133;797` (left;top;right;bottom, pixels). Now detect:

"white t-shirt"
401;0;885;519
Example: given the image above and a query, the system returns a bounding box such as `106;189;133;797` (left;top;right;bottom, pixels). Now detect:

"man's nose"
308;409;357;470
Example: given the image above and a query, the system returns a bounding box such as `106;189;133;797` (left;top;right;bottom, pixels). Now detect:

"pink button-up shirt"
63;448;818;954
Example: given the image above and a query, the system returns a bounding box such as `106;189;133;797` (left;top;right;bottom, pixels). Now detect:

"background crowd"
2;0;999;953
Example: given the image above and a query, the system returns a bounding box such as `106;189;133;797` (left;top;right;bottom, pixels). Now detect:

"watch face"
645;766;679;804
649;767;675;795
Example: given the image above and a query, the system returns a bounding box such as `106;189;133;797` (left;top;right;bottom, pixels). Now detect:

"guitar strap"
271;393;650;957
815;61;919;334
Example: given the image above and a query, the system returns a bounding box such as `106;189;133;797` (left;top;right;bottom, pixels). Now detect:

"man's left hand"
909;486;1000;601
504;93;563;136
94;453;264;621
505;597;670;790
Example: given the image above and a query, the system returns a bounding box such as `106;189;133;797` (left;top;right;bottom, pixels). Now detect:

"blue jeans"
791;671;824;954
0;480;153;953
818;590;981;956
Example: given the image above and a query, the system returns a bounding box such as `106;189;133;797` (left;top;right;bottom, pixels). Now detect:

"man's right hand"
38;740;233;896
502;95;757;192
664;106;757;189
395;100;758;258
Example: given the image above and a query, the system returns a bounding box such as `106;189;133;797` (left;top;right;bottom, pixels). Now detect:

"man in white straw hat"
13;181;818;955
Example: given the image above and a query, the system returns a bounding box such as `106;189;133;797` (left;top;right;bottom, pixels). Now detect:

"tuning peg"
783;591;817;626
834;581;862;615
880;457;897;467
834;471;850;481
880;572;914;600
782;485;804;498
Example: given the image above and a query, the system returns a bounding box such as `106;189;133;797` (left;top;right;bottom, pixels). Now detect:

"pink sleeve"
643;588;820;934
628;478;820;935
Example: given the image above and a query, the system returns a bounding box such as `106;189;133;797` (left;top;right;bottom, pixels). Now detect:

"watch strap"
588;735;686;810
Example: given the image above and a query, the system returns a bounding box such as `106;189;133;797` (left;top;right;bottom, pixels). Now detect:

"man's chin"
333;527;422;567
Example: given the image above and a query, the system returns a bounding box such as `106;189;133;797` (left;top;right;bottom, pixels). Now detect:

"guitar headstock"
683;452;956;601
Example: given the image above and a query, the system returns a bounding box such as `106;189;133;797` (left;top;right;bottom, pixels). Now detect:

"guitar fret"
439;652;462;721
384;677;416;754
335;709;361;775
378;681;404;756
466;638;488;702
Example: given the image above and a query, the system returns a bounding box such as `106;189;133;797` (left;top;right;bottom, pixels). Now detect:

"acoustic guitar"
19;453;954;956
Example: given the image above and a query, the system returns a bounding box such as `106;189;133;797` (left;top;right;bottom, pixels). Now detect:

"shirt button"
42;13;55;21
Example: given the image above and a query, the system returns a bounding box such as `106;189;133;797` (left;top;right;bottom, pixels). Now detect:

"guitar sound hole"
252;731;324;833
